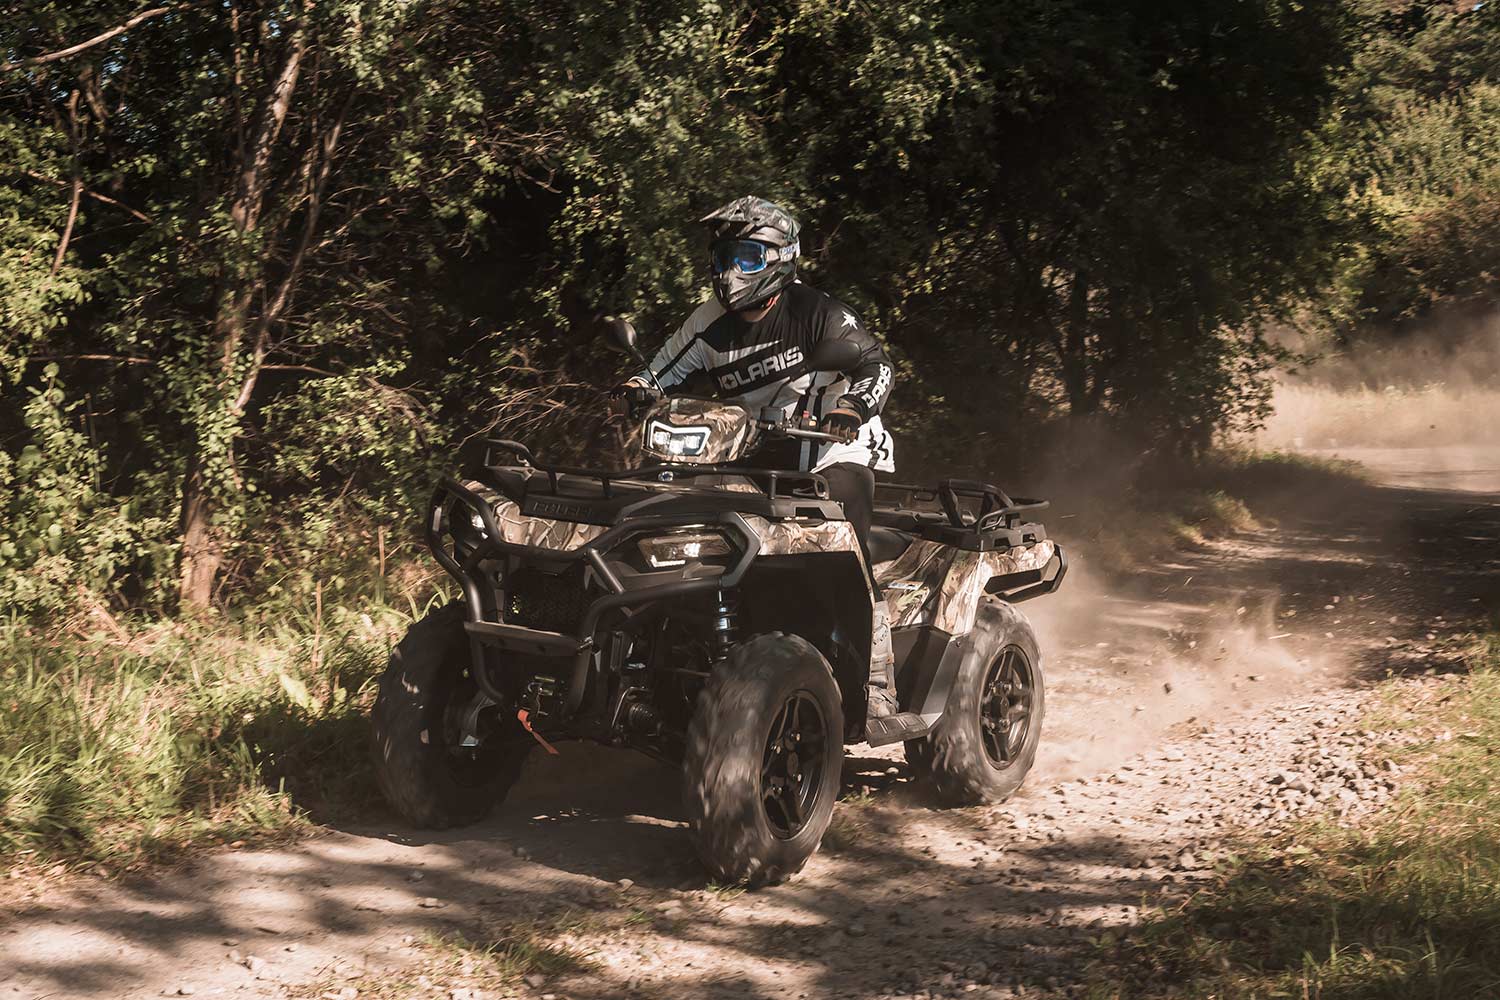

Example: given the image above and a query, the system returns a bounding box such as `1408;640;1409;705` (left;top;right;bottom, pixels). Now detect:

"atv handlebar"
755;406;851;445
767;423;849;444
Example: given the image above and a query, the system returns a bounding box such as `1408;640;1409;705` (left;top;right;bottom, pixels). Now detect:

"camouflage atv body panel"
741;515;862;557
463;481;608;550
639;397;756;465
876;537;1056;635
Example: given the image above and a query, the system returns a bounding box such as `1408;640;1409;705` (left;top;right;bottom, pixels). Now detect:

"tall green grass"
0;598;436;869
1085;637;1500;999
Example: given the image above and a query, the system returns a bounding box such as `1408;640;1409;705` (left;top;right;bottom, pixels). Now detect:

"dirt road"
4;451;1497;1000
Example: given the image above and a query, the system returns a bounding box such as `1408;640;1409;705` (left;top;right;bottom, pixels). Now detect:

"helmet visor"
711;239;770;276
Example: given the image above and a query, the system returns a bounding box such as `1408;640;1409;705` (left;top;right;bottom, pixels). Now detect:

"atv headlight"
636;530;734;569
647;420;711;458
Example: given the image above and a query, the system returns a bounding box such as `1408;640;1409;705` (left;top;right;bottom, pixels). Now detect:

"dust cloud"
1257;309;1500;455
1007;315;1500;784
1023;550;1344;785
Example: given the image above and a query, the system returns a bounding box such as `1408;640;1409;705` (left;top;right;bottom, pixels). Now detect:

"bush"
0;367;169;614
0;599;426;868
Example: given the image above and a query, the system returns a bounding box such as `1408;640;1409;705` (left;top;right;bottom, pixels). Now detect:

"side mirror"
599;315;639;355
805;337;862;373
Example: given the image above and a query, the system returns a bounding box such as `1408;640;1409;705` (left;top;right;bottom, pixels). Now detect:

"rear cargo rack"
873;479;1049;552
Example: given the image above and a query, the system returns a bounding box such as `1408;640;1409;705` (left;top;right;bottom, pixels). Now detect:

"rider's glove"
819;406;862;442
609;381;662;417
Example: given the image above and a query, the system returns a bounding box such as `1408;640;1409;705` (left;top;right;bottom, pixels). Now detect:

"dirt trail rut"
4;453;1498;1000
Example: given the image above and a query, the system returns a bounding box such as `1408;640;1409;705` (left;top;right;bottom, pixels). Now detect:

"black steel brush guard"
427;473;770;715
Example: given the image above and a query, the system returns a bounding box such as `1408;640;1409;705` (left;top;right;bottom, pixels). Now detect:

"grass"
0;594;443;871
1082;635;1500;999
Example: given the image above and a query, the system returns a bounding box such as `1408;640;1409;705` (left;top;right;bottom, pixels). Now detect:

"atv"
371;320;1067;886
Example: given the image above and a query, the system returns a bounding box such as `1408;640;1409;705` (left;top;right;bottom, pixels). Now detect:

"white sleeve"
628;298;723;391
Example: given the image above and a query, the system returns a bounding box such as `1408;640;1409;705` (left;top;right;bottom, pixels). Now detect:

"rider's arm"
829;311;894;421
627;298;724;393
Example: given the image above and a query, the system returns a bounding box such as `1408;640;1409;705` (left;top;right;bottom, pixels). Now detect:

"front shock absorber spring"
711;588;740;660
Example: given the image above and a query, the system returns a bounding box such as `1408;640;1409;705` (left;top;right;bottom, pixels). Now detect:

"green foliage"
0;0;1489;617
0;366;165;612
1320;1;1500;328
0;600;414;865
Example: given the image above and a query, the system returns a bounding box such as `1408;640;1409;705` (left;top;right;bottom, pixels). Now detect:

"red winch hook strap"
516;709;560;756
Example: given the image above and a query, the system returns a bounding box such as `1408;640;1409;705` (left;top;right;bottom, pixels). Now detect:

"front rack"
484;438;829;502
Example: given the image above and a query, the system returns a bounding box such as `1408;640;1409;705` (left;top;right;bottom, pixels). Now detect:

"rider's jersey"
629;281;896;472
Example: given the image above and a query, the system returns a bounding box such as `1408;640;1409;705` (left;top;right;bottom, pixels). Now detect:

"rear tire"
371;601;529;828
683;633;844;887
905;598;1044;807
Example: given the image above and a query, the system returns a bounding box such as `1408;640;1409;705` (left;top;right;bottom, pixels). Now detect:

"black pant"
821;463;875;560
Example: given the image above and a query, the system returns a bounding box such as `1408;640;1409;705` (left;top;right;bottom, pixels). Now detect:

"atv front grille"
503;567;589;634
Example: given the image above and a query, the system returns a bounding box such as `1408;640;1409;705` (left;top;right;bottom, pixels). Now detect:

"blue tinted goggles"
710;238;798;275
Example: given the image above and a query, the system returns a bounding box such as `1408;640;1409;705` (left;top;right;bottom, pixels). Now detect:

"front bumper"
426;475;764;716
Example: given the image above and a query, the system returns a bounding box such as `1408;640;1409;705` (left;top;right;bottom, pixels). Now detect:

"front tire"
905;598;1045;807
371;601;529;828
683;633;844;887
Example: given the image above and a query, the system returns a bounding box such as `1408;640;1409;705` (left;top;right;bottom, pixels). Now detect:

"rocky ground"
2;453;1497;1000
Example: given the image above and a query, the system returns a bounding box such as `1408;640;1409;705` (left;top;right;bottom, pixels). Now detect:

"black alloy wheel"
979;646;1035;769
903;597;1045;806
761;690;829;839
684;632;845;886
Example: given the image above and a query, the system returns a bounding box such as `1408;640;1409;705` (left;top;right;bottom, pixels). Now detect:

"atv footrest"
864;712;933;747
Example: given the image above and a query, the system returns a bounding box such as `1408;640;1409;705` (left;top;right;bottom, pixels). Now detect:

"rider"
613;194;900;716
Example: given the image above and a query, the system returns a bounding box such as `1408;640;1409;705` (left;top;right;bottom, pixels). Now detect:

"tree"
2;1;563;607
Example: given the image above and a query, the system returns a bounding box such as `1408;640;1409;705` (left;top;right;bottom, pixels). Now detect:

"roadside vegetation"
0;595;437;870
1084;634;1500;999
1;0;1497;881
1063;447;1368;578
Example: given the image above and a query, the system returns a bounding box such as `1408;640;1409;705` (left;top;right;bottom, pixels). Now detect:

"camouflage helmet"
700;195;800;312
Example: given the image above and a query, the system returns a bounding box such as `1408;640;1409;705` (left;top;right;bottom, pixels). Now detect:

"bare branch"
33;354;154;365
50;89;83;275
0;3;209;73
51;175;83;275
233;26;307;234
21;169;152;223
234;95;349;412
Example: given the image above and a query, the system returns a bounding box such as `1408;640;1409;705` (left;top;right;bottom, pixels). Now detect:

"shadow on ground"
5;467;1497;1000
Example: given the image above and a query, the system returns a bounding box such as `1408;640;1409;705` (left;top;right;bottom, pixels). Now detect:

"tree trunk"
175;27;306;610
1058;268;1095;415
178;457;221;609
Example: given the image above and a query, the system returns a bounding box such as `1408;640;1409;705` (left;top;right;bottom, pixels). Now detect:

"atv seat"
867;525;913;565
